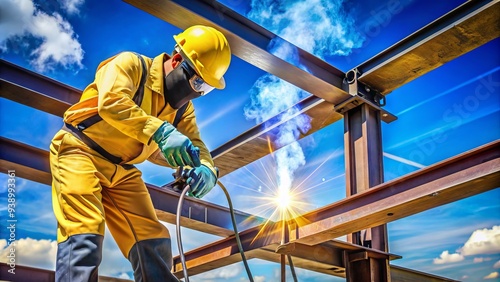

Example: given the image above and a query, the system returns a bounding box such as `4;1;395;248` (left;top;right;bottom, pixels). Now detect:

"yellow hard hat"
174;25;231;89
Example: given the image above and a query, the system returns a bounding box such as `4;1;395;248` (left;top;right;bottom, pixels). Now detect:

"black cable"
218;180;254;282
287;254;298;282
175;181;254;282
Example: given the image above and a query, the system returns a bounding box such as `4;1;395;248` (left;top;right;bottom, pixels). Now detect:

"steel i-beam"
343;102;390;281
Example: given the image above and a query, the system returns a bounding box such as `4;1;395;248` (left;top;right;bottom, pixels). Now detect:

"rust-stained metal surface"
213;97;342;176
0;59;342;178
170;141;499;278
291;140;500;246
343;103;389;281
1;0;498;280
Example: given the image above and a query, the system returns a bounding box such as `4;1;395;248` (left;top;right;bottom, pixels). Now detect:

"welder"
49;25;231;281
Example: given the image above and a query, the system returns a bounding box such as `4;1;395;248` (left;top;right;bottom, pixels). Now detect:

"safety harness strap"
64;53;187;167
173;103;188;128
76;53;148;130
63;122;135;169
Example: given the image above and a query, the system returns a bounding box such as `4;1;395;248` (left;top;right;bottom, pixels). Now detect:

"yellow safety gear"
50;130;170;257
64;52;215;172
173;25;231;89
52;51;218;256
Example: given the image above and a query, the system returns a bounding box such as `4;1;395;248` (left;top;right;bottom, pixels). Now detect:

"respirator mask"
164;57;214;109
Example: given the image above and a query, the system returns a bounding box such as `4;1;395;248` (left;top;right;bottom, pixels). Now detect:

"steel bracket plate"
337;68;397;123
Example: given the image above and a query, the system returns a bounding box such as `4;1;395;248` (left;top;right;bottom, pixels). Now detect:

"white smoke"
247;0;364;59
244;0;364;192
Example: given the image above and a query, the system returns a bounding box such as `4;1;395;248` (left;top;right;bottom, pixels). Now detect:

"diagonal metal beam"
170;141;499;276
0;58;342;178
123;0;500;178
358;0;500;94
123;0;349;104
0;137;265;237
0;59;80;116
212;96;342;176
290;140;500;245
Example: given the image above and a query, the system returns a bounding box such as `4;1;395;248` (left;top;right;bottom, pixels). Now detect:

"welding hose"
176;184;191;282
176;180;254;282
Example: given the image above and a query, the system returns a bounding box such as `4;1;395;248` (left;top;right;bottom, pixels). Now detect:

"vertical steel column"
343;103;390;281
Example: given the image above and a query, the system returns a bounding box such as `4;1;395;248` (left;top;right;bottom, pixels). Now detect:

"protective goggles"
176;47;215;95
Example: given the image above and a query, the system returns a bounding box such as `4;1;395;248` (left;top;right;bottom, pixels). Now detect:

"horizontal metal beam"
212;96;342;176
123;0;349;104
123;0;500;177
291;140;500;245
0;54;342;177
0;59;81;116
0;137;265;237
390;265;459;282
358;0;500;94
171;141;499;277
0;137;51;185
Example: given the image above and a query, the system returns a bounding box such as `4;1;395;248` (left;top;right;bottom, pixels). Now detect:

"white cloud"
118;272;132;279
473;257;492;263
191;264;242;281
494;260;500;269
433;251;464;265
0;238;57;270
59;0;84;15
99;229;134;278
484;272;499;280
247;0;364;58
460;226;500;256
432;226;500;266
0;233;133;279
0;0;84;72
254;275;266;282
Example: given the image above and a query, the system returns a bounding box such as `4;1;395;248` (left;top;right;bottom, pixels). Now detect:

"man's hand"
186;165;217;199
153;121;201;167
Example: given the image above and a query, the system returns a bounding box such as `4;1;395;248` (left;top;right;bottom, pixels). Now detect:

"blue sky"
1;0;499;281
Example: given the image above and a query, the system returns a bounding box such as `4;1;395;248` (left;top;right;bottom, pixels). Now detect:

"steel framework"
1;0;499;281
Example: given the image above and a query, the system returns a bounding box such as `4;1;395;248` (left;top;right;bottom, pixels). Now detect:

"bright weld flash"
275;188;292;210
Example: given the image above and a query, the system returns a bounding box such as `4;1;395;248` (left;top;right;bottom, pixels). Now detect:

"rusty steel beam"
0;59;81;116
123;0;349;105
358;0;500;94
0;53;341;178
0;137;51;185
291;140;500;246
123;0;500;178
122;0;350;177
390;265;459;282
343;103;389;281
0;137;265;237
172;221;282;277
171;141;499;278
212;96;342;176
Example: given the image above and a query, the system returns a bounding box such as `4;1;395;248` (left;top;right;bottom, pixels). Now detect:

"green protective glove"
153;121;201;168
186;165;217;199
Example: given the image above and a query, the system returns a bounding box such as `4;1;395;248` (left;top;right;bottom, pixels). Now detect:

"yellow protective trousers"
50;129;170;257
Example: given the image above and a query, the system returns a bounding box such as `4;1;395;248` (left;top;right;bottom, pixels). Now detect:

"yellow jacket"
63;52;215;171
